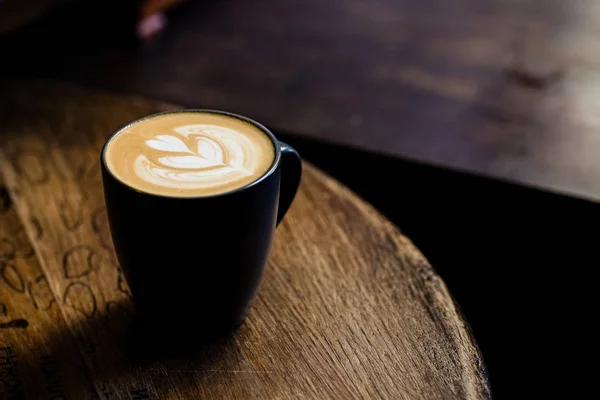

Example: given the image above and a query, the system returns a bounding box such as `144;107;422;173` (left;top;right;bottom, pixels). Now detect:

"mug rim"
100;109;282;200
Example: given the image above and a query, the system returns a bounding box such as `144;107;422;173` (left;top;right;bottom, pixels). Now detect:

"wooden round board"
0;79;490;399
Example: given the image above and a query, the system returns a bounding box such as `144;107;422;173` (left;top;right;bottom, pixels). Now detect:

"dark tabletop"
2;0;600;201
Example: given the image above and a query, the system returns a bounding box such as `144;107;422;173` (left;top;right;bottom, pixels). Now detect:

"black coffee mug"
101;110;302;338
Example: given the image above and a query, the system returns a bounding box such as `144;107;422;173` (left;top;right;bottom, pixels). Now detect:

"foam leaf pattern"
146;135;193;154
134;124;259;191
157;155;224;169
197;137;224;164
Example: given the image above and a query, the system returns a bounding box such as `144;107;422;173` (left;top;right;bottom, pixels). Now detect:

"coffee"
104;111;275;197
101;110;302;337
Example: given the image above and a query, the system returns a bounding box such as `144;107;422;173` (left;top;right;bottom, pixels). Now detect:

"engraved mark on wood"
0;186;11;213
0;261;25;293
63;282;97;318
30;217;43;240
39;355;69;399
28;275;56;311
12;149;50;185
63;245;99;279
116;268;131;298
12;227;35;258
0;345;25;398
105;301;121;315
76;160;101;183
75;163;88;181
58;199;83;231
0;238;16;261
0;319;29;329
91;207;112;250
0;303;6;316
51;151;72;182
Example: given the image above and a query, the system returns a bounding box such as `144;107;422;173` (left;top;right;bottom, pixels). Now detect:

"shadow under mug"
101;110;302;339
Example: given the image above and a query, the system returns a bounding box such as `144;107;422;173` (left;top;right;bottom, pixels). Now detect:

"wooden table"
2;0;600;201
0;80;489;399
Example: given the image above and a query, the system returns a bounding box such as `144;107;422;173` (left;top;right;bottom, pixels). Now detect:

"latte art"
104;112;275;197
135;124;259;190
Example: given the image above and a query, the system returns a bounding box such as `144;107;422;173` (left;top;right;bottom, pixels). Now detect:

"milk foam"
104;112;275;197
135;125;257;189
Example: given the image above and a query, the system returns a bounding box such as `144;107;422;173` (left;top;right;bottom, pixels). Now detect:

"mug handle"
277;142;302;226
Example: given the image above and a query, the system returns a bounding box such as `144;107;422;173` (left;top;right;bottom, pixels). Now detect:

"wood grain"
0;175;98;399
0;80;489;399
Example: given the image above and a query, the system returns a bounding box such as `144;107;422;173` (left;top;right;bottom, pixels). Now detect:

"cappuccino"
104;111;275;197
